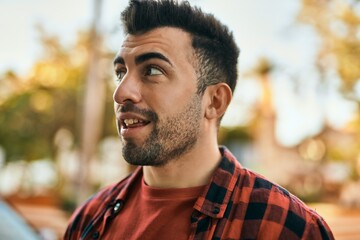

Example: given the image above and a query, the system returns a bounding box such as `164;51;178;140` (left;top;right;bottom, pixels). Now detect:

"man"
64;0;334;239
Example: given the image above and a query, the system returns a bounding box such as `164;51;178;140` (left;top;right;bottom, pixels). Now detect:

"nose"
113;73;141;105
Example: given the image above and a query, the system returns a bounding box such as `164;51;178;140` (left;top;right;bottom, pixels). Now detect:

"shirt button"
213;207;220;214
113;200;123;214
91;231;100;239
191;211;200;222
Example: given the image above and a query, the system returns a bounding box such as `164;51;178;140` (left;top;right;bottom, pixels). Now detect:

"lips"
118;114;151;140
115;102;157;136
118;112;151;130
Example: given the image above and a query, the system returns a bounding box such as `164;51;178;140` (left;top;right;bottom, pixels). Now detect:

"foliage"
299;0;360;94
299;0;360;181
218;126;252;145
0;30;117;162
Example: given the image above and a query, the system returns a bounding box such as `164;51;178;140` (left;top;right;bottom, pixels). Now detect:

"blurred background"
0;0;360;239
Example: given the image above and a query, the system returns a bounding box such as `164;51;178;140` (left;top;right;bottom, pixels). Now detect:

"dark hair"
121;0;240;95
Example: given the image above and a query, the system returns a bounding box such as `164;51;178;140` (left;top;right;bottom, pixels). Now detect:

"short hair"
121;0;240;95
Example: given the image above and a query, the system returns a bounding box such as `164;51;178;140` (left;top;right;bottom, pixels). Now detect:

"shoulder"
63;169;139;239
81;171;135;212
233;166;334;239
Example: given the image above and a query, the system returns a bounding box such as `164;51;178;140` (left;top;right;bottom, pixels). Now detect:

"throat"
143;161;212;189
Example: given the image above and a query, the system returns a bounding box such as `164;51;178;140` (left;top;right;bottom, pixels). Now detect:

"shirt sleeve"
63;200;91;240
305;213;335;240
63;178;132;240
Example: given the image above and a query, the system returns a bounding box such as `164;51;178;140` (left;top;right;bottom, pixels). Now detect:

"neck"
143;142;221;188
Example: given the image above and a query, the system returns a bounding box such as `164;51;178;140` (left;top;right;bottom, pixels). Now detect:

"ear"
204;83;232;120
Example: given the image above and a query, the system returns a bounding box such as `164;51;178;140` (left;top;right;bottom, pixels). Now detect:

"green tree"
0;29;117;162
299;0;360;94
299;0;360;179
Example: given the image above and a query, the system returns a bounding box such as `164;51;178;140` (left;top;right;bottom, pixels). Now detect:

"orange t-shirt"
106;176;205;240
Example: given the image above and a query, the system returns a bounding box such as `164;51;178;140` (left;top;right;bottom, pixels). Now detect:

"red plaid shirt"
64;147;334;239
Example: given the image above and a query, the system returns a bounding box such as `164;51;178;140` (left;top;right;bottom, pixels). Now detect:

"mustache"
119;102;158;122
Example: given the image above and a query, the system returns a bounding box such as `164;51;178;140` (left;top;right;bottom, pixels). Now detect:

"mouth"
121;118;150;129
119;115;152;141
115;103;157;139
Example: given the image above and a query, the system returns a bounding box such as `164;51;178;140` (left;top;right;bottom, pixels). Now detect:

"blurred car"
0;198;42;240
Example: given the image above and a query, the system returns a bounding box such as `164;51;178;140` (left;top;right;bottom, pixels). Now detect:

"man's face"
113;27;203;166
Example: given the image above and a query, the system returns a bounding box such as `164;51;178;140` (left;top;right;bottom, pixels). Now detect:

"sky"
0;0;309;74
0;0;357;146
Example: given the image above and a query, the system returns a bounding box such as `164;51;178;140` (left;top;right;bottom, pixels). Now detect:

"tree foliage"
299;0;360;94
0;30;117;162
299;0;360;179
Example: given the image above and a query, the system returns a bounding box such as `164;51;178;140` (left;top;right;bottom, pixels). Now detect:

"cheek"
142;86;173;109
142;76;198;113
151;92;188;116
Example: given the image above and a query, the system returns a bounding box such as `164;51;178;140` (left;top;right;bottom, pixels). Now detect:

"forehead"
119;27;193;62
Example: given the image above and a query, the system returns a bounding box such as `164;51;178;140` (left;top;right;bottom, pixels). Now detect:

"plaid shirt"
64;147;334;239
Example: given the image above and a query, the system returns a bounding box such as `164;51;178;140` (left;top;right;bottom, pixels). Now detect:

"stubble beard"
121;94;202;167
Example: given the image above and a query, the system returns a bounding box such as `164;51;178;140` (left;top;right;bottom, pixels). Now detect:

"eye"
116;70;126;82
145;66;163;76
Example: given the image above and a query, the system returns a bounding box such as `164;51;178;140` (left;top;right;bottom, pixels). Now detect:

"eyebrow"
113;52;173;66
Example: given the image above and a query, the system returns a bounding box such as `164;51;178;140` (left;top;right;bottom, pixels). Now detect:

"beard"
120;94;202;166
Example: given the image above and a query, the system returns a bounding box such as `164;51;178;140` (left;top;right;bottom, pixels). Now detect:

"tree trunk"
77;0;105;204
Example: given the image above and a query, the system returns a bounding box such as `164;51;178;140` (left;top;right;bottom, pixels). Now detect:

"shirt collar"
115;146;242;219
193;146;241;218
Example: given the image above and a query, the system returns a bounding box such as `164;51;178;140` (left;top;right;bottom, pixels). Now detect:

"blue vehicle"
0;199;41;240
